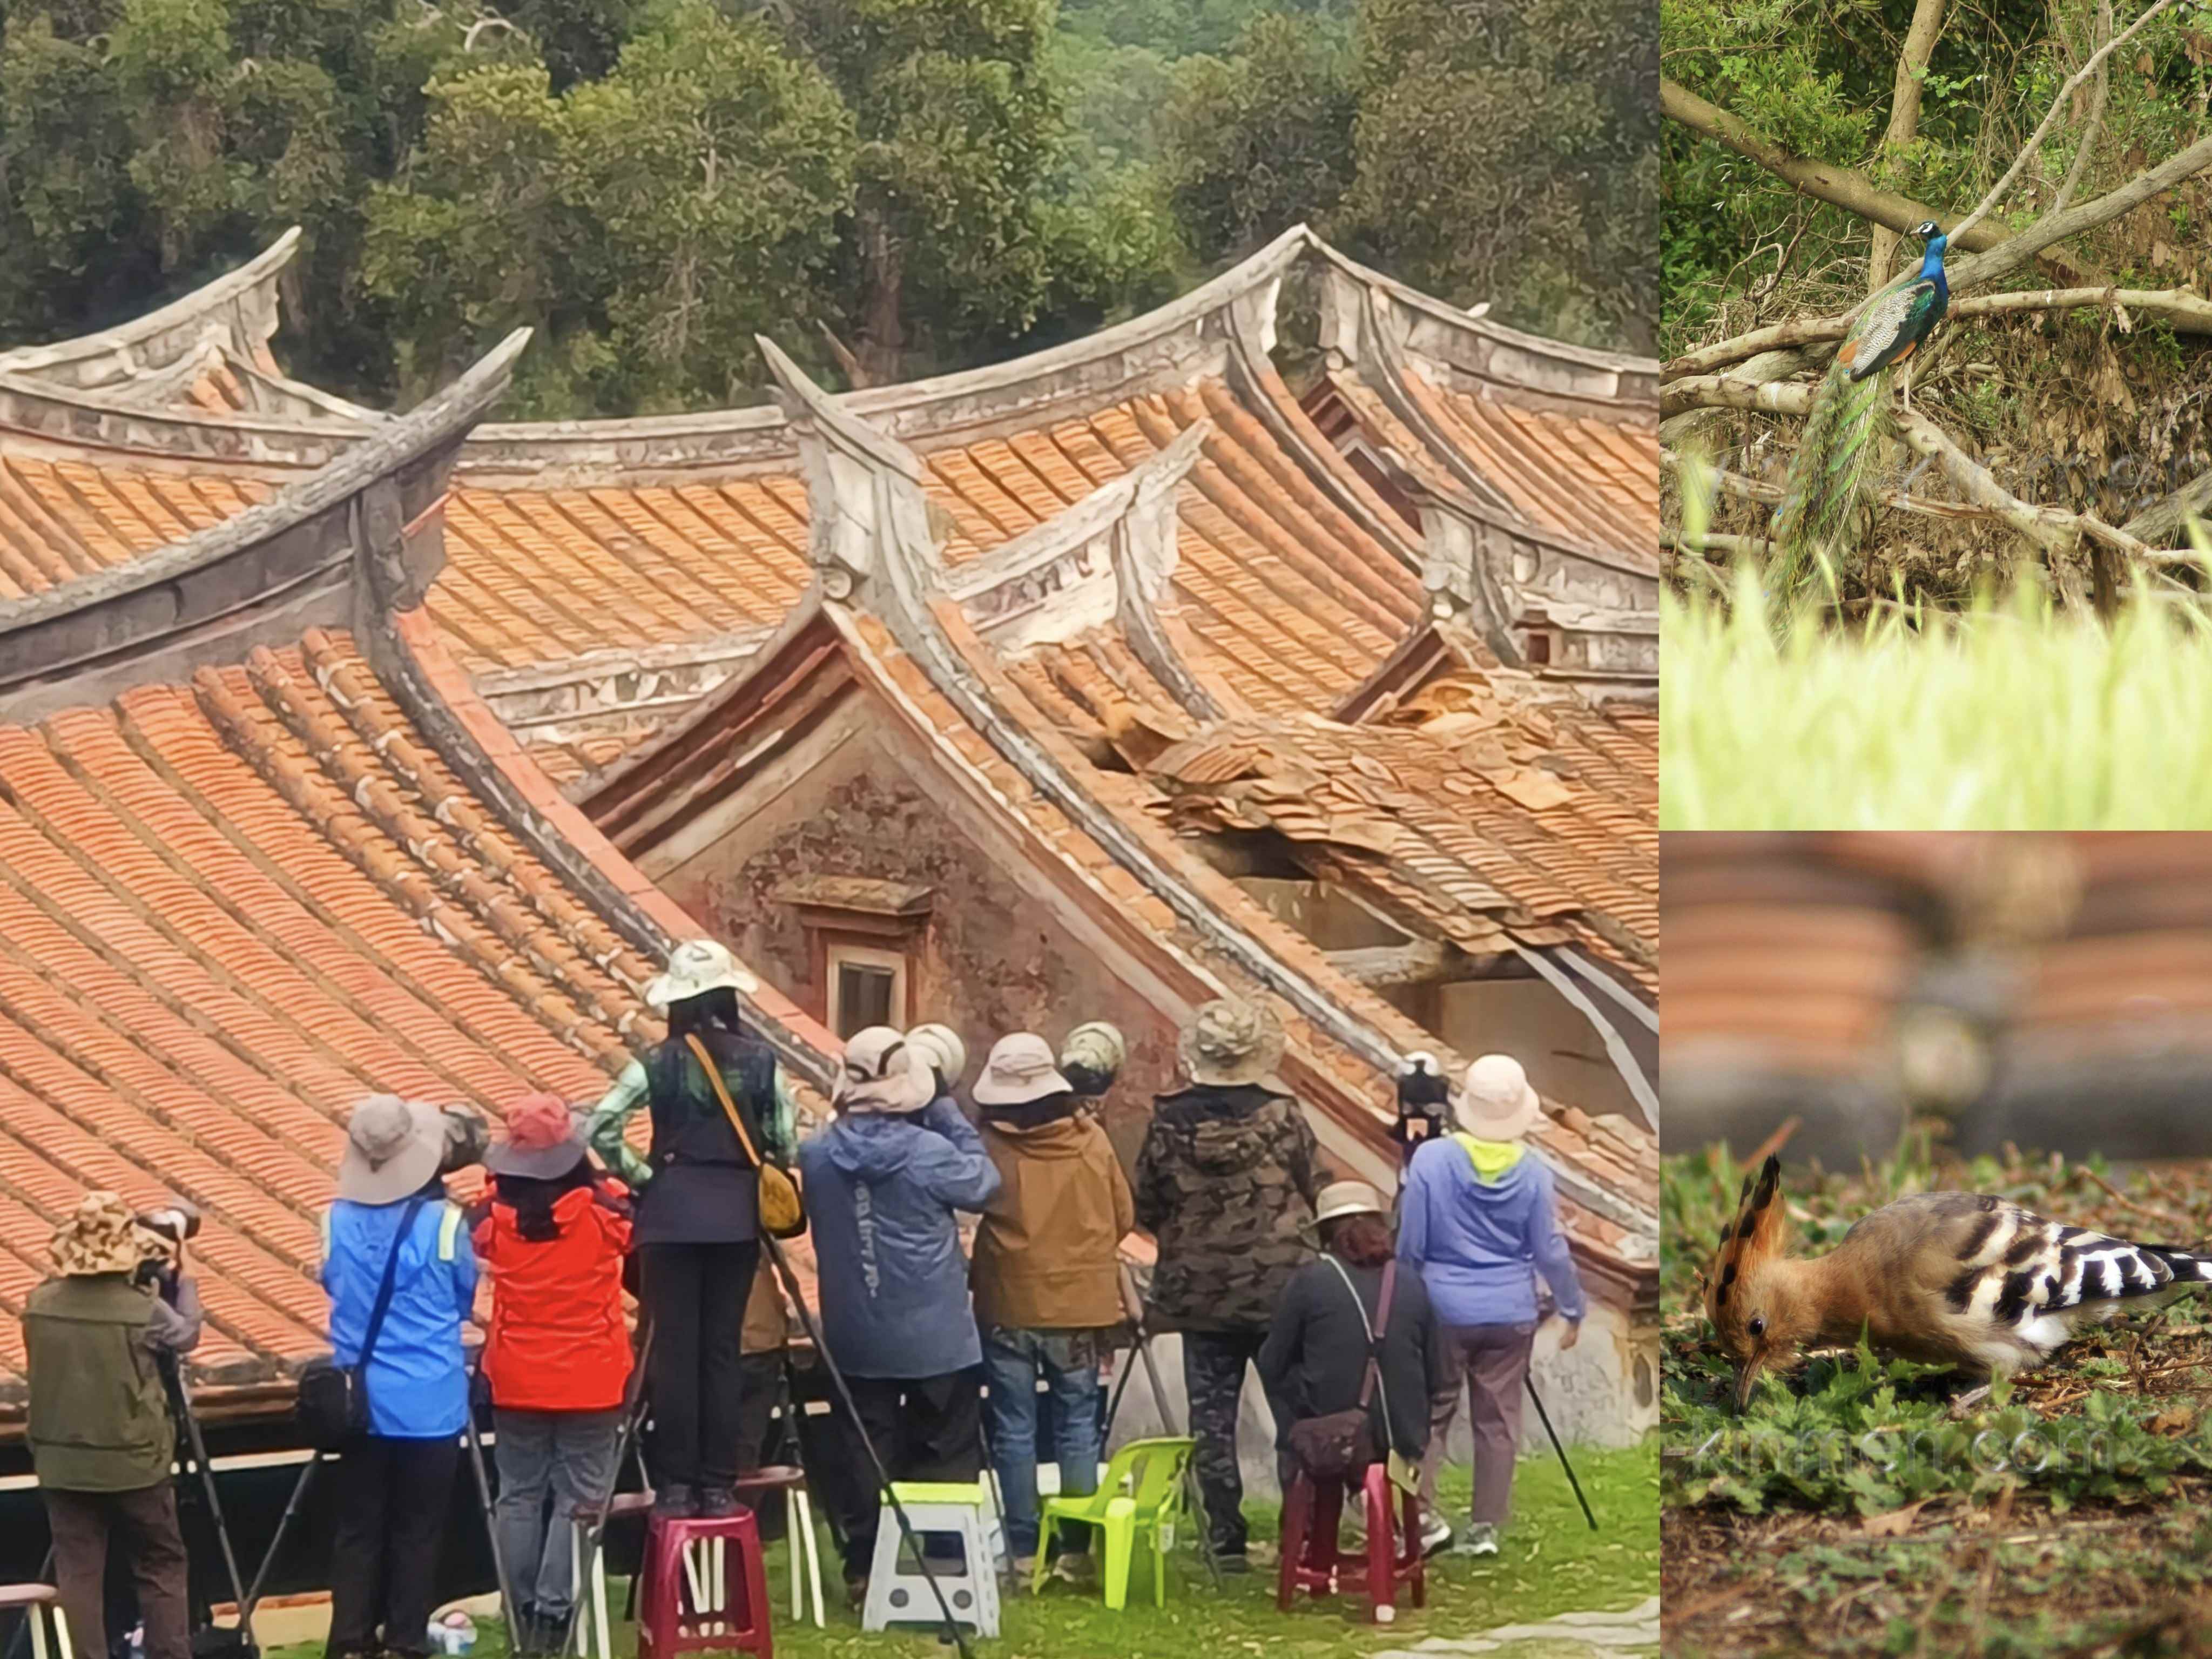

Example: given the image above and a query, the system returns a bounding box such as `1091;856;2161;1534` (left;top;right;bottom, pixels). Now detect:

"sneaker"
1449;1522;1501;1557
1214;1551;1251;1575
1244;1540;1279;1567
654;1482;698;1519
1051;1551;1098;1589
1419;1514;1455;1557
1003;1554;1036;1586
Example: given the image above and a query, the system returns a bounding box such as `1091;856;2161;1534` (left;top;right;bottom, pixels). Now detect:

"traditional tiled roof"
0;339;837;1412
583;341;1660;1303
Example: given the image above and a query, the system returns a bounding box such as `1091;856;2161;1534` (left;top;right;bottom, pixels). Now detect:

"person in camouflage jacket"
1134;999;1327;1565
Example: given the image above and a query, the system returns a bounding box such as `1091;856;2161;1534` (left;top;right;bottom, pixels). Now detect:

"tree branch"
1943;130;2212;295
1668;286;2212;377
2052;0;2114;218
1947;0;2177;245
2120;469;2212;545
1869;0;1949;288
1661;77;2105;282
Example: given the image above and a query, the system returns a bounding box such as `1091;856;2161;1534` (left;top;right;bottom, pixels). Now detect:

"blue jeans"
982;1329;1103;1558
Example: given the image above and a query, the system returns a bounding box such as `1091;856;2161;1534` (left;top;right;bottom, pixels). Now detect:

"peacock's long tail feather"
1769;358;1889;604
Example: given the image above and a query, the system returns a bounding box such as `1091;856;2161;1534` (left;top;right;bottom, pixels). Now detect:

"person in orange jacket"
474;1096;635;1655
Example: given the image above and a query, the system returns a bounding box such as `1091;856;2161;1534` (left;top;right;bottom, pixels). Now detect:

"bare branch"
1668;286;2212;377
1869;0;1949;288
1946;131;2212;294
2120;469;2212;545
1948;0;2178;245
2052;0;2114;218
1661;77;2106;282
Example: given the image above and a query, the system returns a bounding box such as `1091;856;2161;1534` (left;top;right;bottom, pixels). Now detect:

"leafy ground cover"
1663;1132;2212;1656
268;1448;1656;1659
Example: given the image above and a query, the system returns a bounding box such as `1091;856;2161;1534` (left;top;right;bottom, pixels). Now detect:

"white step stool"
0;1588;71;1659
860;1481;1001;1638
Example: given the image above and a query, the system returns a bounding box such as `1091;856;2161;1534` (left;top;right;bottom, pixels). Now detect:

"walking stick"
759;1231;977;1659
1523;1374;1597;1531
462;1355;524;1643
1117;1265;1222;1587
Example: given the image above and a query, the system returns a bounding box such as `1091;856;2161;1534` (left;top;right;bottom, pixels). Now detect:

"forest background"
0;0;1654;415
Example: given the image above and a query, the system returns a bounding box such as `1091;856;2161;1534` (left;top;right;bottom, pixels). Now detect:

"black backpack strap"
358;1196;428;1371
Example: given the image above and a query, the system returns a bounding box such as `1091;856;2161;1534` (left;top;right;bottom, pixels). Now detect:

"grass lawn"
269;1446;1655;1659
1659;571;2212;830
1663;1133;2212;1656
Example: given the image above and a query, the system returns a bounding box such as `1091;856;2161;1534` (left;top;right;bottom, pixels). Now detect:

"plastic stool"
0;1588;71;1659
732;1466;826;1629
570;1491;654;1659
1277;1465;1427;1623
860;1481;1000;1638
636;1510;773;1659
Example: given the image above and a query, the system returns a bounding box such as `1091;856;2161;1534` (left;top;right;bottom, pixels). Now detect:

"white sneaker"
1419;1514;1454;1557
1450;1522;1500;1557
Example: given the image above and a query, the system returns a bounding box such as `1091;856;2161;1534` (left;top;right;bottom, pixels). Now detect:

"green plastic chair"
1028;1435;1197;1609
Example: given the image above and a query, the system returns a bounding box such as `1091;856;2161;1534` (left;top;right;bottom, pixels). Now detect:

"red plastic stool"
1276;1465;1427;1623
636;1509;773;1659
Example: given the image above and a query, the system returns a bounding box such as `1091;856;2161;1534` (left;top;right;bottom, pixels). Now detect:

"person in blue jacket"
798;1025;1001;1596
321;1096;480;1659
1396;1054;1583;1559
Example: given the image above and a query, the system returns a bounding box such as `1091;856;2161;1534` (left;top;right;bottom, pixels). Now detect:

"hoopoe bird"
1705;1156;2212;1411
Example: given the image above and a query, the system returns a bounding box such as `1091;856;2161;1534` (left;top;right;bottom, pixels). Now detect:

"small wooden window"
827;943;907;1038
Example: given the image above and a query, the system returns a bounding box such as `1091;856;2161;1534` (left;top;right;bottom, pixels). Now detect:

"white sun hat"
644;938;760;1008
1453;1054;1543;1142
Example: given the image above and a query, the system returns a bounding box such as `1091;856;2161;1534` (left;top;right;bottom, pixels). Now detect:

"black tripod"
160;1355;258;1659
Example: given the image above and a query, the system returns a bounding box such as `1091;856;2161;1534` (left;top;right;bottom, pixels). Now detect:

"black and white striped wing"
1841;280;1929;381
1941;1204;2212;1362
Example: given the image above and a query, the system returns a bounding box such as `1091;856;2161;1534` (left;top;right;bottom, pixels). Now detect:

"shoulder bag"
298;1195;428;1449
687;1034;806;1239
1287;1256;1398;1480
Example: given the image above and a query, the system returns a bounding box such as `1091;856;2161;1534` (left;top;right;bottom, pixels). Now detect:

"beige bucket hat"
972;1033;1074;1107
339;1095;451;1205
1313;1179;1387;1225
645;939;760;1009
1179;999;1285;1088
1454;1054;1543;1142
834;1027;935;1115
50;1192;165;1278
907;1023;968;1086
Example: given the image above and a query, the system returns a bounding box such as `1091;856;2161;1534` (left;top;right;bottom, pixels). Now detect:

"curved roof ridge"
0;230;304;389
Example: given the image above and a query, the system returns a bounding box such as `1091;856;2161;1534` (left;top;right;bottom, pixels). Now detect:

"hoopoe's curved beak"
1732;1357;1765;1413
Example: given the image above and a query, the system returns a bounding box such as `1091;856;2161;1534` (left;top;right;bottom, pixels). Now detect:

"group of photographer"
21;931;1585;1655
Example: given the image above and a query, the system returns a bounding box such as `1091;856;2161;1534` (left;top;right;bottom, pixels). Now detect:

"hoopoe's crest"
1701;1155;2212;1411
1703;1155;1811;1408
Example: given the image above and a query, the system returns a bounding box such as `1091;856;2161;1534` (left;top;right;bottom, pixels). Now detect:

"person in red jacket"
474;1096;635;1655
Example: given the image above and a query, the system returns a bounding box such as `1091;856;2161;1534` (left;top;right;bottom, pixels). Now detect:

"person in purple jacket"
1395;1054;1583;1557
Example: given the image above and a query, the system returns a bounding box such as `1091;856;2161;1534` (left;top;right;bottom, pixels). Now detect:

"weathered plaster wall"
655;723;1181;1163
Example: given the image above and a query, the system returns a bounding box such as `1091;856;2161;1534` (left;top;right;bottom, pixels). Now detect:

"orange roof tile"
0;626;670;1404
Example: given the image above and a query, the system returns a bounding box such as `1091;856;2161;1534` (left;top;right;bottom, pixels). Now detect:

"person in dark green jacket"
24;1192;204;1659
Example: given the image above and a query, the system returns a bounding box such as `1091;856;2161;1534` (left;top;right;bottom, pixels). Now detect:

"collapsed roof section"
581;337;1658;1305
2;227;1653;789
0;335;833;1413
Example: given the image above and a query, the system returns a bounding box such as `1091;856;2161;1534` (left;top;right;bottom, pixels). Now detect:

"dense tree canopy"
0;0;1658;414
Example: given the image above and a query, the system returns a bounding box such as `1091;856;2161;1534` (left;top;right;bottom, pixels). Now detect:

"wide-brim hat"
834;1027;936;1115
972;1033;1074;1107
1314;1179;1386;1225
645;938;760;1009
484;1094;590;1180
1179;999;1286;1088
51;1192;164;1277
1453;1054;1543;1142
907;1023;968;1086
339;1096;451;1204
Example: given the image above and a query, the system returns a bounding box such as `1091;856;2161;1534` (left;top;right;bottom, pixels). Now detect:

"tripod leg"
463;1372;523;1644
242;1455;322;1624
171;1373;255;1649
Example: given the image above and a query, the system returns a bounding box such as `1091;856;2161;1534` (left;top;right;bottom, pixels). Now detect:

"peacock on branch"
1767;221;1950;602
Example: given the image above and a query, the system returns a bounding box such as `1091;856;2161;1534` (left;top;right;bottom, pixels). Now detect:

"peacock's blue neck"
1919;234;1949;296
